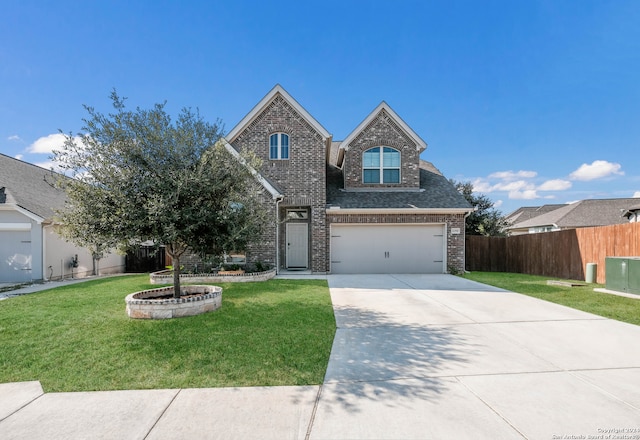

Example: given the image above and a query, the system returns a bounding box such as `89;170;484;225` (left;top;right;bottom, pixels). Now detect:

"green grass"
463;271;640;326
0;275;336;392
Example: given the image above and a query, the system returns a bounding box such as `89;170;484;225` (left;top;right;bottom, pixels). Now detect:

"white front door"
286;223;309;269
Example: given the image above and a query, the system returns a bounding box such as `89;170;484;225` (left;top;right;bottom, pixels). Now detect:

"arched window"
269;133;289;160
362;147;400;183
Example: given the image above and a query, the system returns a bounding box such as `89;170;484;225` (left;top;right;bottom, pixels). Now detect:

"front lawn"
0;275;336;392
463;271;640;326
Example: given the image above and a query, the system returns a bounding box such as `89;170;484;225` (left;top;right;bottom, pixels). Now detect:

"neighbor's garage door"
330;224;445;274
0;230;33;282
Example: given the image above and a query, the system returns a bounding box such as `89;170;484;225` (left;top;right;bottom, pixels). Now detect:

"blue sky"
2;0;639;215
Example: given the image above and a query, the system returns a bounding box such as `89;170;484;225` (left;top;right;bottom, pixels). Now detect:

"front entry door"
286;223;309;269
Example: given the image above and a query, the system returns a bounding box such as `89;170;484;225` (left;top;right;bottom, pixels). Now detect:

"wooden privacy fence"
465;222;640;284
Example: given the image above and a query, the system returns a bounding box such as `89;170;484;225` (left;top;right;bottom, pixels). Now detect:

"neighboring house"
0;154;125;283
623;205;640;223
504;204;567;229
215;85;472;274
506;198;640;235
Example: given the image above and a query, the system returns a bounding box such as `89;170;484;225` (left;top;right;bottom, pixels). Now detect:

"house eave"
0;204;45;223
326;207;473;215
219;139;283;200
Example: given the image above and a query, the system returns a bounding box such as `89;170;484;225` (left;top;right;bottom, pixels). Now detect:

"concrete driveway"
2;274;640;439
313;274;640;439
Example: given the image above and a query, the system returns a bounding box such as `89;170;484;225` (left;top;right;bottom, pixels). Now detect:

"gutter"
326;207;474;215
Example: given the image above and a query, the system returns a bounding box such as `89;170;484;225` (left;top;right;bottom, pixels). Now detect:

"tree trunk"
172;254;182;298
167;243;186;299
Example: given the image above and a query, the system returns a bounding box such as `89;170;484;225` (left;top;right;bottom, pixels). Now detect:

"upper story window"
269;133;289;160
362;147;400;183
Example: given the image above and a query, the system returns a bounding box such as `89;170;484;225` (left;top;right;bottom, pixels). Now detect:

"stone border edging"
149;268;277;284
125;285;222;319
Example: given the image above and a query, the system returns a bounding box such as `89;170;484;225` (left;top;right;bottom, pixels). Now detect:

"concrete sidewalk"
1;274;640;439
0;275;122;300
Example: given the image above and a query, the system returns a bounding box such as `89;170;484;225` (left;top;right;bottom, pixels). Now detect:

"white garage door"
330;224;445;274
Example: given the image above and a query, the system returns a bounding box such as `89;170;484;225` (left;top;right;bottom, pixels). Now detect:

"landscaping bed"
125;285;222;319
149;268;276;284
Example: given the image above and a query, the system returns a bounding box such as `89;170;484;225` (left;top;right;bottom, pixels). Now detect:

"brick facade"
343;109;420;189
230;94;328;272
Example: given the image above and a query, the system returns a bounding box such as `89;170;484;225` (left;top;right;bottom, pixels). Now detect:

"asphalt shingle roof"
0;153;67;220
326;161;472;210
505;204;567;224
509;198;638;230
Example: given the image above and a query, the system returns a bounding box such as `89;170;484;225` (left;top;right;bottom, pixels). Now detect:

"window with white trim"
286;209;308;220
269;133;289;160
362;146;400;183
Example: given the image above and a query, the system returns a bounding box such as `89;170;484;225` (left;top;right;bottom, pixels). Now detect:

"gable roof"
226;84;331;142
0;153;67;221
326;161;472;212
505;204;567;225
508;198;639;230
336;101;427;168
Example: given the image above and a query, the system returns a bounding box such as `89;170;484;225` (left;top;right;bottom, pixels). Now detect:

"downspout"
462;209;474;274
41;222;47;281
275;195;284;274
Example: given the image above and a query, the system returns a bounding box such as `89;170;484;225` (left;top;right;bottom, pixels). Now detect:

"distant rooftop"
507;198;640;231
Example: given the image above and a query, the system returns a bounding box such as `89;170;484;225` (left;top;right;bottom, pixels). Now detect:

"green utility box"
605;257;640;295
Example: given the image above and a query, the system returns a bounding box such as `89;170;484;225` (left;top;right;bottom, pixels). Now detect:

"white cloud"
8;135;22;142
493;199;503;208
509;189;540;200
15;154;23;160
472;178;493;193
496;180;533;192
467;166;582;203
488;170;537;180
538;179;572;191
473;178;538;194
27;133;83;154
634;191;640;198
569;160;624;181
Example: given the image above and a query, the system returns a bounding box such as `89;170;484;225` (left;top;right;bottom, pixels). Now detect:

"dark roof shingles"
0;153;67;219
326;164;471;210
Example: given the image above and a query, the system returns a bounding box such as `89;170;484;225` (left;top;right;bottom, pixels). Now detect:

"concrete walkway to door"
312;274;640;439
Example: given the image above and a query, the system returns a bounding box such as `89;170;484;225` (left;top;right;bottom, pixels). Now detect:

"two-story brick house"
224;85;472;274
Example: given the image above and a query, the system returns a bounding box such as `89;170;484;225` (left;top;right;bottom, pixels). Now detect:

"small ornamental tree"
450;179;510;236
51;181;118;276
52;90;268;297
